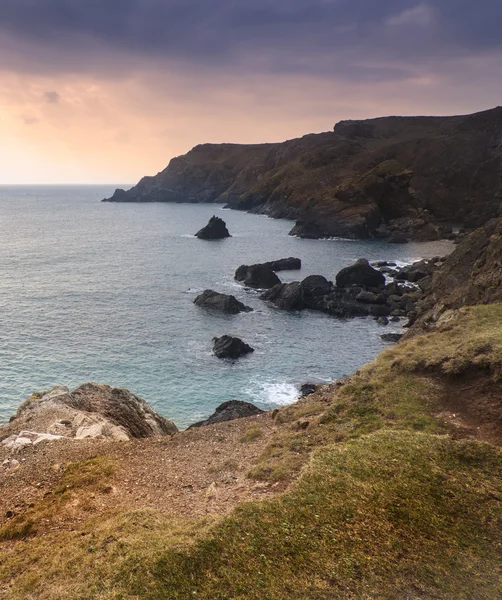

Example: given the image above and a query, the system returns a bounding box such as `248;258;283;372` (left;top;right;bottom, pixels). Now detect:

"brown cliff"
104;107;502;240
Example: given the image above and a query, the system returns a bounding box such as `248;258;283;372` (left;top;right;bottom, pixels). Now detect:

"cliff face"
104;107;502;239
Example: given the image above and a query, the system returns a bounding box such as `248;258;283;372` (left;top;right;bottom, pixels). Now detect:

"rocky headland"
103;107;502;241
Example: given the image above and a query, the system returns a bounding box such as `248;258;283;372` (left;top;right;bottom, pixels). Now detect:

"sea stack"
195;216;231;240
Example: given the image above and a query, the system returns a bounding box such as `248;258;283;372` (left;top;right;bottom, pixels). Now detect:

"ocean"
0;185;453;429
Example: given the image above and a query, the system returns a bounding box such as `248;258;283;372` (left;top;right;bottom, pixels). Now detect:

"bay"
0;185;452;428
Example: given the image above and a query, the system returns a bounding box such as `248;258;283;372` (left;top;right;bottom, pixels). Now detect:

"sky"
0;1;501;184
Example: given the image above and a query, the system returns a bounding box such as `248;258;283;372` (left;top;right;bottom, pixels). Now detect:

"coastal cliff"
104;107;502;240
2;212;502;599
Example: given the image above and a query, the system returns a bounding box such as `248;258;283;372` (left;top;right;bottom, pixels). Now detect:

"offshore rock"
2;384;178;448
235;264;281;289
194;290;253;314
189;400;264;428
195;216;231;240
213;335;255;360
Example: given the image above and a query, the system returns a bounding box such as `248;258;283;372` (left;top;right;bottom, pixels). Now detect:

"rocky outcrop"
409;218;502;334
234;264;281;289
260;258;437;321
103;107;502;240
194;290;253;314
1;384;178;449
195;216;231;240
188;400;264;428
213;336;255;360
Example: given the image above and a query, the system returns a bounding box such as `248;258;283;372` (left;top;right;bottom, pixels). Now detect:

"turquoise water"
0;186;453;428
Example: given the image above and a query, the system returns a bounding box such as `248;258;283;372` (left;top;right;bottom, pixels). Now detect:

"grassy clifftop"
2;304;501;599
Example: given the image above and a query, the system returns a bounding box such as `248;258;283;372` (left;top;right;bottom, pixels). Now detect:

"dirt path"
1;412;285;535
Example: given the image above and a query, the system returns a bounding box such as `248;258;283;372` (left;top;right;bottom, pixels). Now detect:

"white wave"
252;381;299;407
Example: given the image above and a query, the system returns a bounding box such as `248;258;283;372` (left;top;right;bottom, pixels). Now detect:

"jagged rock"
1;384;178;448
261;282;305;311
381;333;403;343
235;264;281;289
189;400;264;428
213;336;255;359
336;259;386;289
194;290;253;314
195;216;231;240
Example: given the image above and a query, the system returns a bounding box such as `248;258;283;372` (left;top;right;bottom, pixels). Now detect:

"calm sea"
0;186;453;428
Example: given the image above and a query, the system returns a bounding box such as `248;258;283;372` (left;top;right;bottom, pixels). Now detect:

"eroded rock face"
1;384;178;449
194;290;253;314
195;216;231;240
213;336;255;359
189;400;264;428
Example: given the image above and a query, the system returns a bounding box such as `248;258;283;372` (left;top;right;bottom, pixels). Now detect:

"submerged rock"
194;290;253;314
2;384;178;448
195;216;231;240
189;400;264;428
213;336;255;359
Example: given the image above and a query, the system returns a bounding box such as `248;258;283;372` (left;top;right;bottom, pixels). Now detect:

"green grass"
149;432;502;599
2;305;502;598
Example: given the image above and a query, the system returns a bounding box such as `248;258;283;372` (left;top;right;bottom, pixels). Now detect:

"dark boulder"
195;216;231;240
235;264;281;289
336;259;386;289
301;275;333;298
261;282;305;311
194;290;252;314
300;383;318;398
213;335;255;359
189;400;264;428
